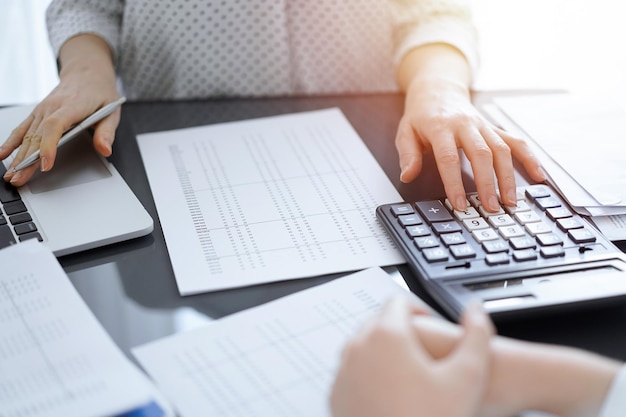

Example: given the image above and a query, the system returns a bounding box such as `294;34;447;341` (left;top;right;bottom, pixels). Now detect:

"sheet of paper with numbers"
133;267;415;417
137;108;405;295
0;240;170;417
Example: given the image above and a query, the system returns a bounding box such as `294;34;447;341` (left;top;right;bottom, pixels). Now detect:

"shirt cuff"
393;17;479;84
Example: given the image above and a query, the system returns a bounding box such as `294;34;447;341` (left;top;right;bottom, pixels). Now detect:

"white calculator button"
499;225;526;239
463;217;490;231
505;200;531;214
468;194;482;207
445;198;470;212
525;221;553;236
514;210;541;224
453;206;480;221
472;228;500;242
479;205;505;217
488;214;516;228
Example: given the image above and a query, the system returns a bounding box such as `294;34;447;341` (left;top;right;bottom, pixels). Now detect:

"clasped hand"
330;297;495;417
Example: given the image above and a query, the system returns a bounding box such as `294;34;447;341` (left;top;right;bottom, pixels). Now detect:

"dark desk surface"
59;92;626;364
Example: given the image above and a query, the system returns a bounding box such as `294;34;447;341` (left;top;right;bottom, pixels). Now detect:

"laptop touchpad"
28;132;112;194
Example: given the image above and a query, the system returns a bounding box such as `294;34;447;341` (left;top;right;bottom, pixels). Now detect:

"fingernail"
40;157;50;172
399;165;409;183
489;196;500;212
10;172;21;184
399;157;414;183
537;166;547;181
456;197;467;211
506;190;517;206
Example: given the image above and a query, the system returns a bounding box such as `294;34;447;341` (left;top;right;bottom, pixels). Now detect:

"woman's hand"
396;44;545;212
0;34;120;186
329;297;493;417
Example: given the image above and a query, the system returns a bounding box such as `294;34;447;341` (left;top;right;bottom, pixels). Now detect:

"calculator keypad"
379;185;601;274
376;184;626;319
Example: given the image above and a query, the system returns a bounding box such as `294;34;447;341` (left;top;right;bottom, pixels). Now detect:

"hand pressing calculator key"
377;184;626;320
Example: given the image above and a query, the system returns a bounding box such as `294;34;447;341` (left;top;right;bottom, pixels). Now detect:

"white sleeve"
46;0;125;62
598;363;626;417
388;0;479;80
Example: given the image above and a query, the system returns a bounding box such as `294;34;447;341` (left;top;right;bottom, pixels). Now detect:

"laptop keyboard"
376;184;620;284
0;164;43;249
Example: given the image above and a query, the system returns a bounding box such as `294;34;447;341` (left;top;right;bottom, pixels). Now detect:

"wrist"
405;75;470;101
397;43;471;93
58;34;116;81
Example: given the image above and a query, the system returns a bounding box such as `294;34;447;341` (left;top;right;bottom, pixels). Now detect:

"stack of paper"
482;93;626;240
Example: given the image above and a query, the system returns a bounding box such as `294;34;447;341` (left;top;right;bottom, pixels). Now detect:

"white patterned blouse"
46;0;478;100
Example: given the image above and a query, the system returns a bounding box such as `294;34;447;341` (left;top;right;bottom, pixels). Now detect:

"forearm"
493;338;619;417
414;316;620;417
396;43;471;97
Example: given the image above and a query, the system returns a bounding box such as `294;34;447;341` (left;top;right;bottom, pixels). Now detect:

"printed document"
493;93;626;209
482;94;626;239
0;240;171;417
133;267;416;417
137;108;405;295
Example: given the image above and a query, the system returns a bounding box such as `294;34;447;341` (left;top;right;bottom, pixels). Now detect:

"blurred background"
2;0;625;105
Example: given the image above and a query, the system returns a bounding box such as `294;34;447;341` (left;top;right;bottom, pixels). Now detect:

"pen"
13;96;127;172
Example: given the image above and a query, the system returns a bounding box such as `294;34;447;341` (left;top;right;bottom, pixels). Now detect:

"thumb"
394;117;423;183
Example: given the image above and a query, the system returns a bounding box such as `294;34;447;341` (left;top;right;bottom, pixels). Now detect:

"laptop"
0;104;153;256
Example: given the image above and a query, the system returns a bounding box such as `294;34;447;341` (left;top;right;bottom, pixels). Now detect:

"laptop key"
9;212;32;225
19;231;43;242
0;224;16;248
14;222;37;235
3;200;27;215
0;168;21;204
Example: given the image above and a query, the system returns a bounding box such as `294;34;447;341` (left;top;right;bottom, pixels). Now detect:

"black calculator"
377;184;626;320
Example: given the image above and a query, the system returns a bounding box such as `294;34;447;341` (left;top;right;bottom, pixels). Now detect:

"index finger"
428;130;467;211
457;127;500;212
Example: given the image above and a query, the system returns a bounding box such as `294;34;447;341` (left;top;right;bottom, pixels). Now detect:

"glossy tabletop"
58;92;626;363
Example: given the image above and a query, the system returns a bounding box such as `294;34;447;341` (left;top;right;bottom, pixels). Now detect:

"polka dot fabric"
120;1;295;99
47;0;477;100
287;2;395;95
